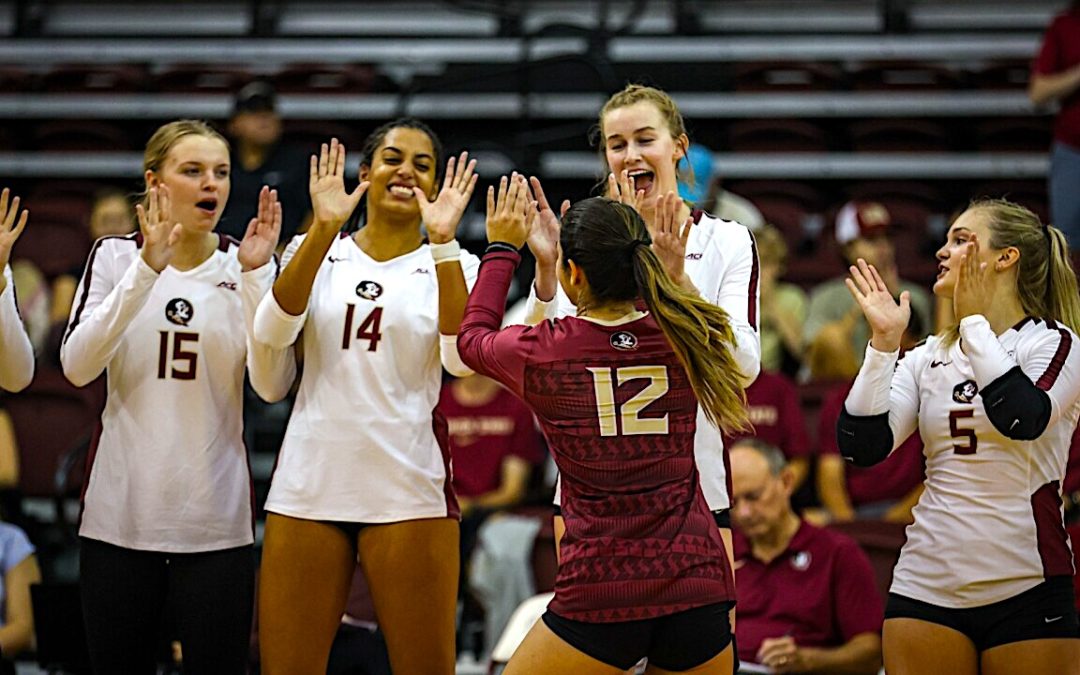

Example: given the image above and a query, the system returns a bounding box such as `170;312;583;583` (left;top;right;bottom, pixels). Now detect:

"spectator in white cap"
801;200;932;380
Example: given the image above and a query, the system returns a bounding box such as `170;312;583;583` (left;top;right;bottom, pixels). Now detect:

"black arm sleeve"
979;366;1052;440
837;406;894;468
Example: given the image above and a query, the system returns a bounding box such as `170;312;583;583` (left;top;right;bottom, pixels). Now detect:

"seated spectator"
0;520;41;661
49;189;136;330
816;311;927;524
217;81;311;244
756;224;808;377
803;201;932;381
723;370;813;500
730;439;883;674
676;143;765;230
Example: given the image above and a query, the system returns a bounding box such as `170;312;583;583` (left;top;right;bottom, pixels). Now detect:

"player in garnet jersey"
60;120;283;674
251;120;479;675
523;85;760;589
839;199;1080;674
0;188;33;393
458;177;748;674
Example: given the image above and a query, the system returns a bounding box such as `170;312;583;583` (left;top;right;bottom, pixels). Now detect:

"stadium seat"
970;180;1050;223
968;60;1032;91
38;64;149;93
974;118;1052;153
849;119;952;153
154;64;253;93
733;62;844;92
727;119;830;153
850;61;964;91
826;519;907;604
273;63;384;94
12;220;91;279
33;120;134;152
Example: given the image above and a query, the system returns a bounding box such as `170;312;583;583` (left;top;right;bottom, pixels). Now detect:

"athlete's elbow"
837;408;894;468
0;367;33;394
981;367;1052;440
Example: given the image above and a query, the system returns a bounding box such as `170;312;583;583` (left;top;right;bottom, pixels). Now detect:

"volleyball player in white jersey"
0;188;32;393
251;120;479;675
525;85;760;566
61;120;284;674
840;199;1080;675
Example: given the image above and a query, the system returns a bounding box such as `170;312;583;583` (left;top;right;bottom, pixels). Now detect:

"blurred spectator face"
836;201;896;276
754;225;788;290
730;443;794;541
89;193;135;240
229;110;282;148
602;100;688;213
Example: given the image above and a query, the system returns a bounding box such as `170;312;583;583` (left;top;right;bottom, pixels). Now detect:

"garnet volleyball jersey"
0;264;34;392
460;250;734;623
253;233;480;523
523;210;760;511
62;234;272;552
846;315;1080;607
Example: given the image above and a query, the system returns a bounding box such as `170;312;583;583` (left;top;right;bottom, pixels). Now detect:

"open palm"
238;186;282;271
845;258;910;351
136;186;182;273
0;188;29;274
309;138;368;230
417;151;478;244
526;176;567;268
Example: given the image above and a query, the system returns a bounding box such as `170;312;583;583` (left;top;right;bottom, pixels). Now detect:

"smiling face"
601;100;688;211
359;126;438;220
933;208;1000;298
146;134;230;232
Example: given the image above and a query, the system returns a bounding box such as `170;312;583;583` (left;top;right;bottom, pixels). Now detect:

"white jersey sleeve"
522;279;575;326
61;238;160;387
845;341;922;453
961;314;1080;428
705;221;761;385
242;259;296;403
438;248;482;377
252;234;308;351
0;265;34;392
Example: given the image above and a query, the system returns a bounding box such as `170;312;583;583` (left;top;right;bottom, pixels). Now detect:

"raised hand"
845;258;910;352
238;186;282;272
486;174;535;249
525;176;568;269
952;233;991;321
651;190;693;285
0;188;29;286
606;170;645;217
136;186;182;273
416;151;478;245
309;138;369;231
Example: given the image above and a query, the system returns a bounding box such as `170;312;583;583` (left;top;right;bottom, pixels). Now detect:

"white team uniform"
846;314;1080;607
524;210;761;511
252;233;481;523
0;264;34;392
61;233;277;553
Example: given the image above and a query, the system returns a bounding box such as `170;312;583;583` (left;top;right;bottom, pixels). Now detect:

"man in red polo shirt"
730;439;883;674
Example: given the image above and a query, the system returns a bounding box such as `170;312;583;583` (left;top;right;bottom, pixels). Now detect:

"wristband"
485;241;519;255
429;239;461;265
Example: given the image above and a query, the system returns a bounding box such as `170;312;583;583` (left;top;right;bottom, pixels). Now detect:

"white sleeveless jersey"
257;233;481;522
846;315;1080;607
0;264;34;392
61;233;273;552
524;211;761;511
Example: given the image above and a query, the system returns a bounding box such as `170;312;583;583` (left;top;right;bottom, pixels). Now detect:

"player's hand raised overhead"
238;186;282;272
951;233;992;322
0;188;29;292
486;173;535;249
845;257;910;353
136;186;183;273
417;151;478;245
525;176;568;270
309;138;369;231
651;190;693;286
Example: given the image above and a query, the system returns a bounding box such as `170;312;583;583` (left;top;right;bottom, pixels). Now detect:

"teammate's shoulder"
898;334;938;366
88;232;142;263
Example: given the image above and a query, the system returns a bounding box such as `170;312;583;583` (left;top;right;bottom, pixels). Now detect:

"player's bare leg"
981;639;1080;675
883;619;978;675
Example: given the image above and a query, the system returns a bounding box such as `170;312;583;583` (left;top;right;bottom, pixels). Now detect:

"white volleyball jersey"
846;315;1080;607
257;233;481;523
61;233;272;552
0;264;34;392
524;210;761;511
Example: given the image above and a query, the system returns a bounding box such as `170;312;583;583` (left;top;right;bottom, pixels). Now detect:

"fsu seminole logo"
952;379;979;404
355;280;384;301
610;331;638;351
165;298;194;326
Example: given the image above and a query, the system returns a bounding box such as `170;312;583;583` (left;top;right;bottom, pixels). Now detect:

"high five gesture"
0;188;29;293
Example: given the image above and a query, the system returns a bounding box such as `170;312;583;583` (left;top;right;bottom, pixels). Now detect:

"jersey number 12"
588;365;669;437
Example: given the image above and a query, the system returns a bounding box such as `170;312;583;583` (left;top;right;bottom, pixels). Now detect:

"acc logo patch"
610;331;638;351
953;379;979;404
165;298;194;326
355;280;384;300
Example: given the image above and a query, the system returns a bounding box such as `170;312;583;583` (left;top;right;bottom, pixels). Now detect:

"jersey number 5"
342;304;384;352
157;331;199;380
950;409;977;455
587;365;669;437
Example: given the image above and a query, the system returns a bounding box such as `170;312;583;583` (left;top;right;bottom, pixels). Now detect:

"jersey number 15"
157;331;199;380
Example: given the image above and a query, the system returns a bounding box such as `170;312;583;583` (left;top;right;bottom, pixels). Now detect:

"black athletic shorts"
542;601;734;671
885;576;1080;651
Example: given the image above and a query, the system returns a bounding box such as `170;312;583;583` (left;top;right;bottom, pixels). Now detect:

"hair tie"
627;240;648;255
